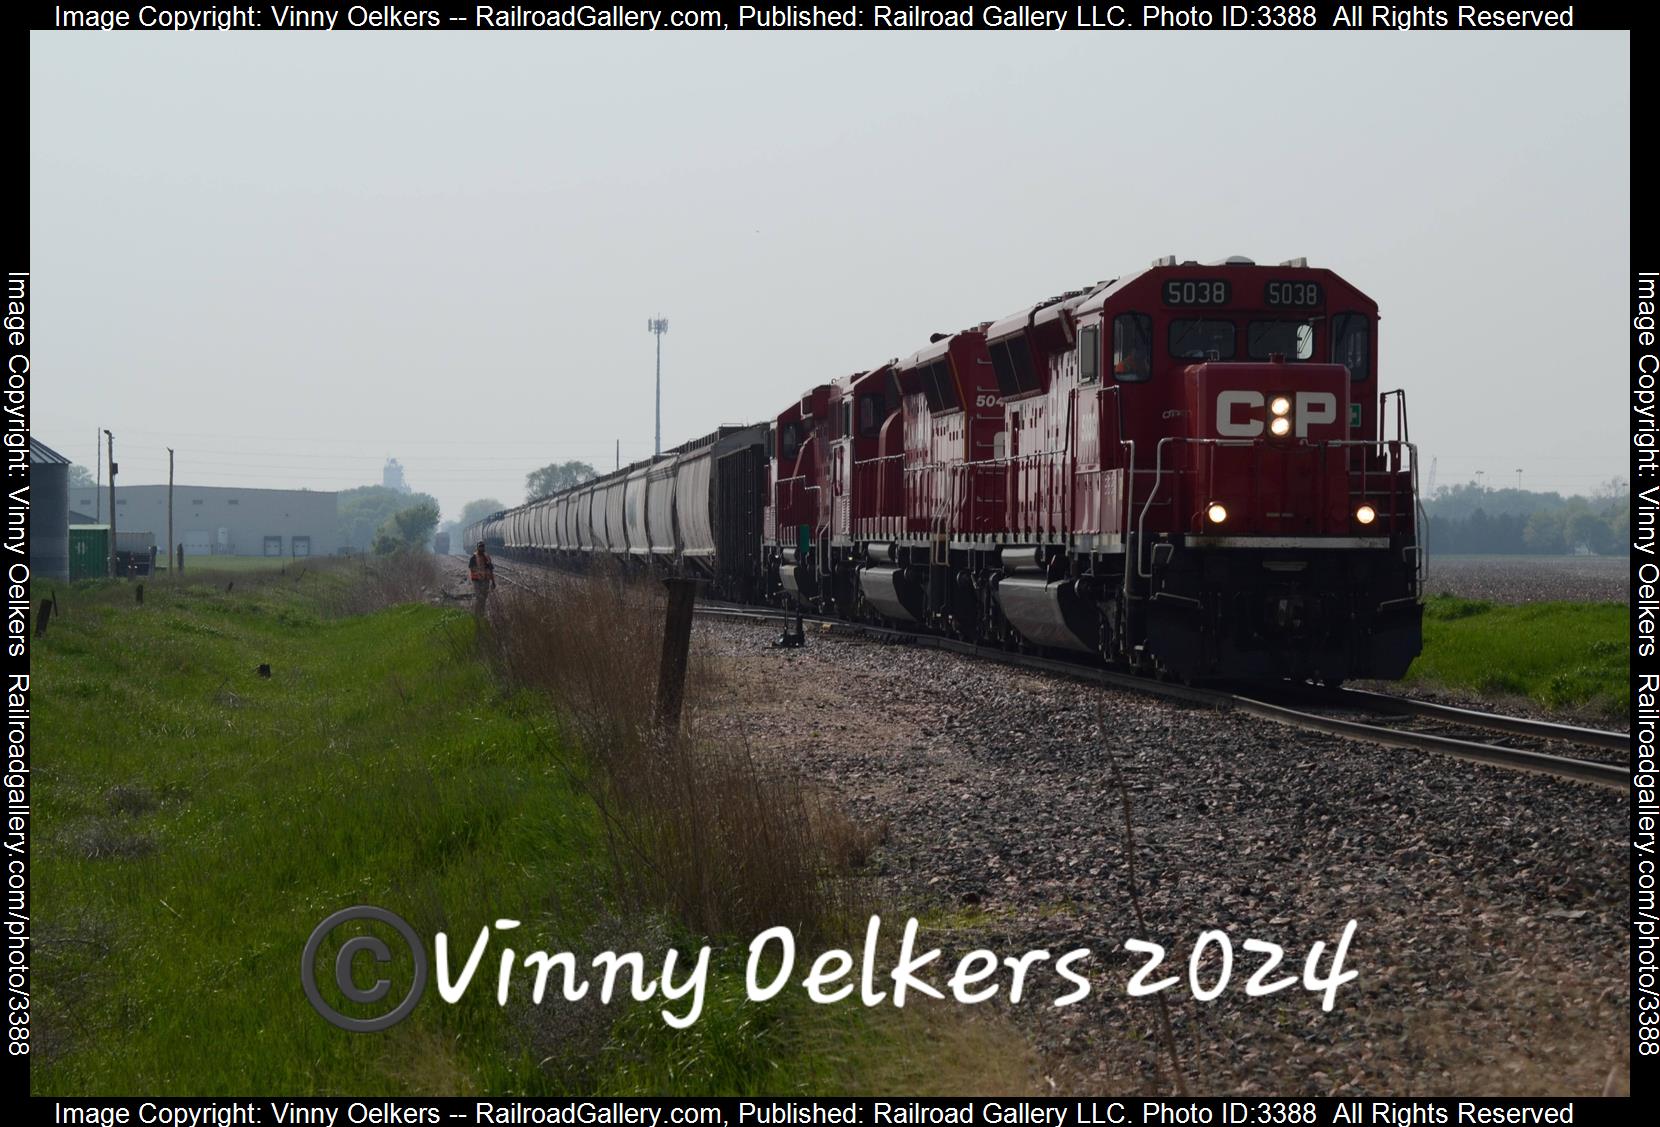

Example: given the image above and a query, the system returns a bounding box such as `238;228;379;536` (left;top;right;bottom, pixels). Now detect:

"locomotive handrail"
1323;439;1422;574
1380;389;1410;443
1134;436;1421;581
1119;438;1137;609
1137;436;1256;579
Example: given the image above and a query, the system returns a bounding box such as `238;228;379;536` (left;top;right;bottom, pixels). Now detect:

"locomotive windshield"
1169;319;1236;360
1247;320;1315;360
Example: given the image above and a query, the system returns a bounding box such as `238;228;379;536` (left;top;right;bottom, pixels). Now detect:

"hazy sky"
31;30;1630;521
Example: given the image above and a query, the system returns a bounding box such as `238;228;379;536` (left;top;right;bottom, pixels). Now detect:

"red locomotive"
761;256;1423;684
471;255;1422;685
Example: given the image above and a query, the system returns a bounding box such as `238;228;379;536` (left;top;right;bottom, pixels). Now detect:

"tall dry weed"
327;551;442;616
479;565;872;940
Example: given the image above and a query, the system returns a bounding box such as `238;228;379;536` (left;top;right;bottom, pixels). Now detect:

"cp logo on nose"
1215;390;1338;438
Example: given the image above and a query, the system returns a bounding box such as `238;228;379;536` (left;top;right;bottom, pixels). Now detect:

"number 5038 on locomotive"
470;255;1423;687
764;255;1424;685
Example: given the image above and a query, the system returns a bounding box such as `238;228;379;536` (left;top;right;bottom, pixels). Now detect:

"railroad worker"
1114;342;1146;377
467;541;496;616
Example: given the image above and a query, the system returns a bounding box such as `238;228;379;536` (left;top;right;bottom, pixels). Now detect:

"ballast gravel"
693;619;1630;1097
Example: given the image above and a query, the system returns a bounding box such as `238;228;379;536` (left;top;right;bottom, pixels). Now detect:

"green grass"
154;555;340;574
33;565;1035;1095
1407;595;1630;718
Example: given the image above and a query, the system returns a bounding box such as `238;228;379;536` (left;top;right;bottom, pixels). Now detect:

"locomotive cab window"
989;336;1041;397
1112;313;1152;382
859;395;881;438
1078;325;1099;384
1169;319;1236;361
1247;320;1315;360
781;423;801;461
1332;313;1371;380
921;359;960;412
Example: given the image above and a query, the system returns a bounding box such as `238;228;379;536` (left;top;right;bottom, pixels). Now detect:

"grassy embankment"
1407;595;1629;719
32;559;1034;1095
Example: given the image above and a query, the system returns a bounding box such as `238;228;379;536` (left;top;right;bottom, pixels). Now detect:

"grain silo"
29;439;71;580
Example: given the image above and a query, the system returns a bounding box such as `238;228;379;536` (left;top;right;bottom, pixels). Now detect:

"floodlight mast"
648;317;669;456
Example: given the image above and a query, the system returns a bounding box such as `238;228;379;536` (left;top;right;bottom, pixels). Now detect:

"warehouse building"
67;484;339;558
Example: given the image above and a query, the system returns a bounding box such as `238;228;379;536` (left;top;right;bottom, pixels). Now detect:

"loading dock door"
183;531;212;556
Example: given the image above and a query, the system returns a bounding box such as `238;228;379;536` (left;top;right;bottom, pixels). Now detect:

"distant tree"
339;484;440;553
459;497;507;527
1566;509;1617;555
373;501;440;555
394;501;440;546
68;464;95;488
525;461;596;501
1523;511;1566;555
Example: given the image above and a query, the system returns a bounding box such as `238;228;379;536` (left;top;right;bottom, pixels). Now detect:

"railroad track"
486;561;1629;791
694;602;1630;792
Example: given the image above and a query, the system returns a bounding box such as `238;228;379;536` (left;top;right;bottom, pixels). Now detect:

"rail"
691;600;1626;791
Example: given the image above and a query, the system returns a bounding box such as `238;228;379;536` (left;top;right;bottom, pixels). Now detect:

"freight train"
468;256;1424;685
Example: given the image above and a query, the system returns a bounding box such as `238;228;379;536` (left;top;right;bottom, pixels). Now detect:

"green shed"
68;524;109;580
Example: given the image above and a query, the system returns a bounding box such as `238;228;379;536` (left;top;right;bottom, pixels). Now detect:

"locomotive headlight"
1269;416;1292;437
1269;395;1292;417
1207;503;1228;524
1355;504;1377;525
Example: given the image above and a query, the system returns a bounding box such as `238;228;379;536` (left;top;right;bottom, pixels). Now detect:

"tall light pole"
1515;468;1523;492
1474;469;1485;494
168;447;175;579
104;429;116;578
648;317;669;456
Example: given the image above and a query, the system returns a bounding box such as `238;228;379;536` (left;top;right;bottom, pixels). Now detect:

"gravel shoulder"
692;619;1630;1097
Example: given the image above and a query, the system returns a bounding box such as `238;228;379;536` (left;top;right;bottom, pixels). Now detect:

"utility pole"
95;427;102;521
168;447;175;579
104;429;116;578
615;439;620;471
647;317;669;456
1515;468;1523;492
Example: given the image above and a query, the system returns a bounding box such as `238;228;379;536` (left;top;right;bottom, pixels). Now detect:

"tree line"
1422;482;1629;555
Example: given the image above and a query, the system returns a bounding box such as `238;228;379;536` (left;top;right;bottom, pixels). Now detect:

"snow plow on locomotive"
760;256;1424;685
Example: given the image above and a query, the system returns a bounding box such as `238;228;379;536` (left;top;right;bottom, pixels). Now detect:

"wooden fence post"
656;577;698;732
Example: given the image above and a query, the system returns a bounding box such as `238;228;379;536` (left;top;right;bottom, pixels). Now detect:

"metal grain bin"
29;439;71;580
